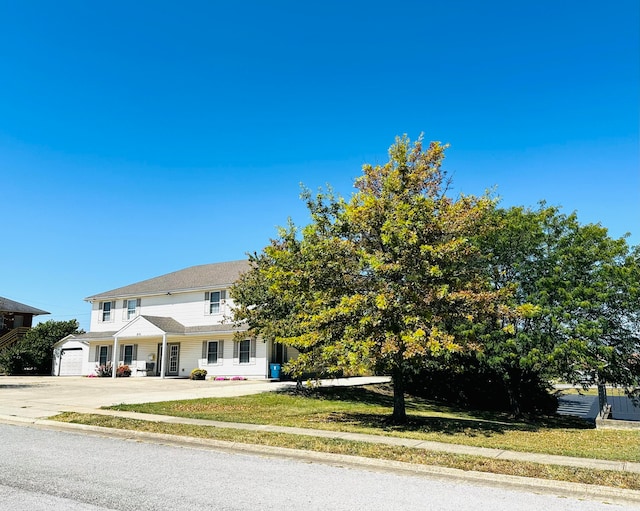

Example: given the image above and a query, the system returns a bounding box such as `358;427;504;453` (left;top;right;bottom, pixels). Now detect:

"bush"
116;365;131;377
95;364;112;377
406;359;558;416
0;346;28;375
0;320;83;375
190;368;207;380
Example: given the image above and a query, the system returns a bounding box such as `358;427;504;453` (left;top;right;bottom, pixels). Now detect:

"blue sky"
1;1;638;331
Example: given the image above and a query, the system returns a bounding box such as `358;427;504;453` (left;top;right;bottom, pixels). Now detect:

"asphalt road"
1;423;636;511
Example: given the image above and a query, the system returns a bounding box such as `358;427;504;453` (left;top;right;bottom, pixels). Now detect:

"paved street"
1;423;636;511
1;375;638;507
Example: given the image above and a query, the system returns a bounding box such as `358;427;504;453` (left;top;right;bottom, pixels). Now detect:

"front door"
271;342;287;364
157;343;180;376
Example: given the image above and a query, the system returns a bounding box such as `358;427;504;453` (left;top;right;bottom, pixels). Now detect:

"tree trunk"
392;368;407;423
506;369;522;418
507;387;521;418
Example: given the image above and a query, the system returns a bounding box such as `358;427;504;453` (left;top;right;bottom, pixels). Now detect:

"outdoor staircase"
0;327;30;351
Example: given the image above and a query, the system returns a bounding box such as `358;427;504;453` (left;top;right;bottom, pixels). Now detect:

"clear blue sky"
1;1;638;331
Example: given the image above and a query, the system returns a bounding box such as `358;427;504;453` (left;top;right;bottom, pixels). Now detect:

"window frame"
233;339;256;365
100;301;113;322
201;340;223;365
123;345;134;365
98;345;109;366
126;299;139;320
205;290;226;315
238;339;250;364
207;341;218;364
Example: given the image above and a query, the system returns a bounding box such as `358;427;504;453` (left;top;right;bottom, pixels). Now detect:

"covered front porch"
87;315;273;380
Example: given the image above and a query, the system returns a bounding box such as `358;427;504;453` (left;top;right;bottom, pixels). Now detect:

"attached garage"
52;336;89;376
58;348;84;375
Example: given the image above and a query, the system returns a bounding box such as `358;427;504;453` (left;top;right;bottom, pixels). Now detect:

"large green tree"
475;204;640;413
0;319;83;375
233;135;504;421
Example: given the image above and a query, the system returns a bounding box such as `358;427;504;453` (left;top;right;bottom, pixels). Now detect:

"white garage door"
59;348;84;376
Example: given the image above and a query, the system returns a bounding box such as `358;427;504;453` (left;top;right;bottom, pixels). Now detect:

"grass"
103;384;640;462
53;411;640;490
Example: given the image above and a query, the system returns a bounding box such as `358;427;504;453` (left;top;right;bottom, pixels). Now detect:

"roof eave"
85;283;238;302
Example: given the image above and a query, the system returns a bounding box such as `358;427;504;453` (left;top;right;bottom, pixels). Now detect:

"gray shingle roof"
0;296;49;315
141;316;186;334
68;331;118;341
139;316;247;335
85;260;251;301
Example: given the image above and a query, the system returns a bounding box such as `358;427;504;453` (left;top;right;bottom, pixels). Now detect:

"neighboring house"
52;260;294;379
0;296;49;352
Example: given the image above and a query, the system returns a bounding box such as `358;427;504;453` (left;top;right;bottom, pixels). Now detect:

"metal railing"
597;383;611;419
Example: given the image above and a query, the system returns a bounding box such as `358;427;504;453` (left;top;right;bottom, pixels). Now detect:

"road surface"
0;423;635;511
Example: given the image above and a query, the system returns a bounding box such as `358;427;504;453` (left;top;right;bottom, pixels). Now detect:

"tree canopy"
232;135;639;420
233;135;504;421
474;204;640;412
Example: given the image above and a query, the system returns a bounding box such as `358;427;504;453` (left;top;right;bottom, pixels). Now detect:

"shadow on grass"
322;411;592;436
279;384;593;435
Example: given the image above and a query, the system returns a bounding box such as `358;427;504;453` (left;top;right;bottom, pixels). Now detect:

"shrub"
190;368;207;380
0;320;83;375
96;364;112;377
406;360;558;416
116;365;131;377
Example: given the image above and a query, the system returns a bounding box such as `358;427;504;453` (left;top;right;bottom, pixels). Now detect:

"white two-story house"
52;260;292;379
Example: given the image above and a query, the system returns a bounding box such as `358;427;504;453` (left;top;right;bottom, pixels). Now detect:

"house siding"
56;261;291;380
89;290;236;332
82;335;270;379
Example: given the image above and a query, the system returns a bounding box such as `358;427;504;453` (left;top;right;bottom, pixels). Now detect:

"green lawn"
53;411;640;490
104;384;640;463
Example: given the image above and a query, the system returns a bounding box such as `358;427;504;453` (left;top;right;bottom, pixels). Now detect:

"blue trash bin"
270;363;281;379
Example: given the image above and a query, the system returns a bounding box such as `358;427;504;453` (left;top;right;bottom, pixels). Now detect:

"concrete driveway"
0;375;390;420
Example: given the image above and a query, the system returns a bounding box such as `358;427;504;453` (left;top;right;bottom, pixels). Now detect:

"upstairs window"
99;301;114;322
205;290;226;314
123;298;141;320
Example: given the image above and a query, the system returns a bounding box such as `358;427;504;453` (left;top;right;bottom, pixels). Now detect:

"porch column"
112;336;119;379
160;333;167;379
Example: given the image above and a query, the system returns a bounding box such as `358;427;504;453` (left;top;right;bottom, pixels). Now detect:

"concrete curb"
2;414;639;507
597;418;640;430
